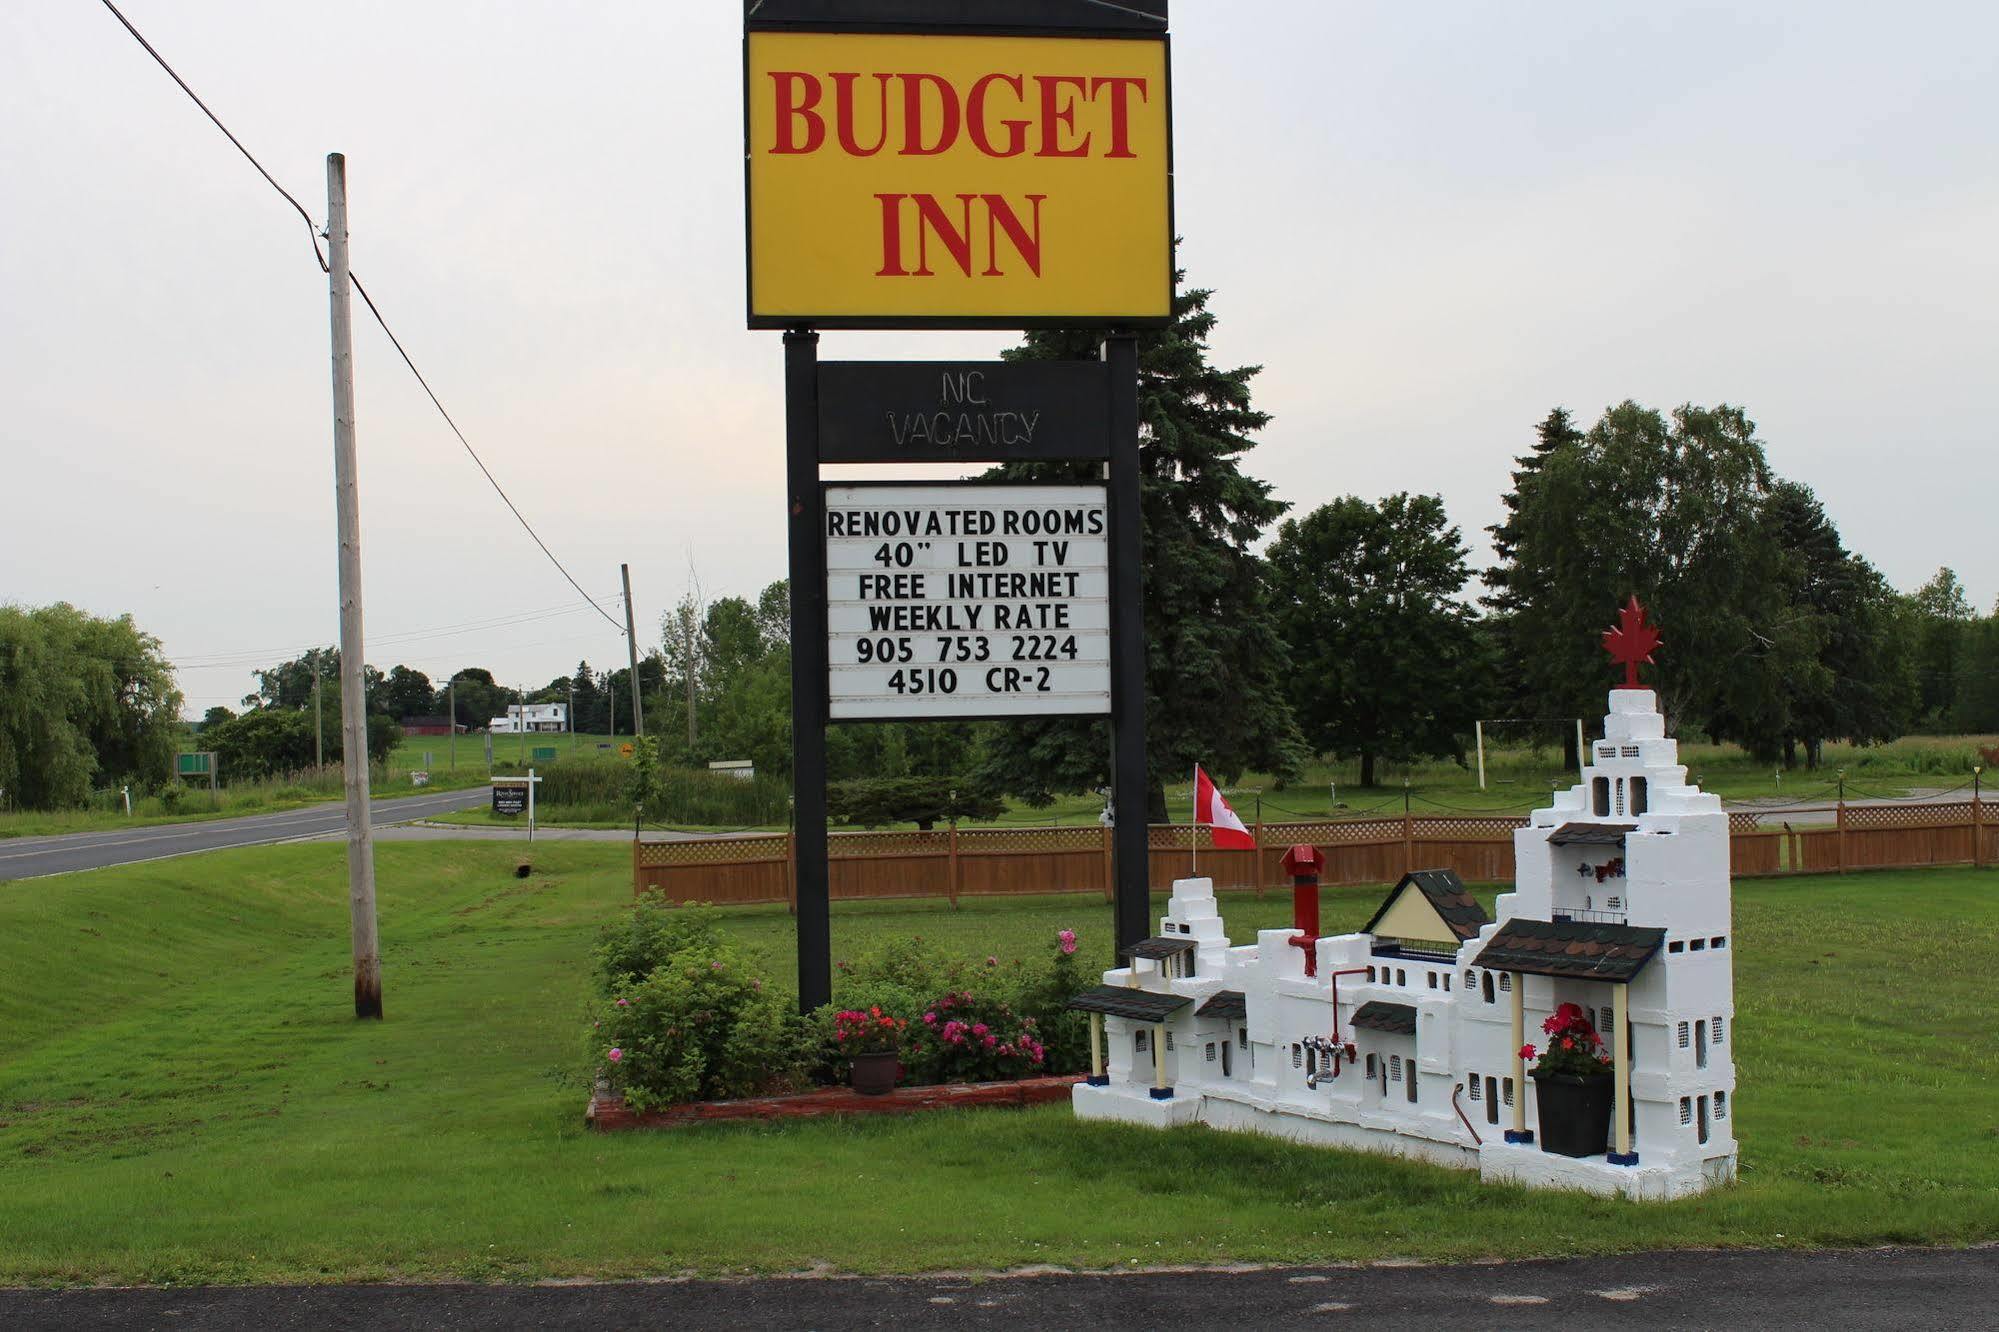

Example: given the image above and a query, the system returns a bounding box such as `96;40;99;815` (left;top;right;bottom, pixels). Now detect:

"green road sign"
532;746;557;762
175;752;213;776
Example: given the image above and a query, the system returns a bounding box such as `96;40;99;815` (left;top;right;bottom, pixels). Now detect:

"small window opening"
1669;940;1685;953
1390;1054;1402;1081
1500;974;1512;993
1697;1094;1710;1144
1396;969;1407;986
1427;972;1438;990
1690;938;1706;952
1291;1044;1301;1069
1630;776;1649;815
1712;936;1727;949
1485;1075;1499;1124
1695;1019;1708;1069
1205;1042;1216;1063
1592;776;1611;817
1482;973;1495;1003
1468;1074;1481;1100
1406;1064;1418;1103
1714;1090;1728;1118
1364;1052;1376;1079
1135;1030;1149;1054
1502;1077;1514;1106
1712;1015;1725;1045
1679;1096;1693;1126
1677;1021;1690;1049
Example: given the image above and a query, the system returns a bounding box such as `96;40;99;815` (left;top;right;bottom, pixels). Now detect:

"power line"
96;0;626;636
172;593;625;669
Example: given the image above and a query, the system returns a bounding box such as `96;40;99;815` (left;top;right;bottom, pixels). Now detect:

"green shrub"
595;942;809;1109
1013;927;1092;1075
593;897;722;994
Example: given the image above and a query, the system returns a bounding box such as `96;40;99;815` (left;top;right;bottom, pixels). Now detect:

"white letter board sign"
825;484;1112;720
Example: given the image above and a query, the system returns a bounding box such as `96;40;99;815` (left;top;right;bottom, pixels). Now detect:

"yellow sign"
619;743;634;757
746;31;1172;328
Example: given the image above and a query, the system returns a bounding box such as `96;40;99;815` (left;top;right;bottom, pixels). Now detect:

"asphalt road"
0;787;489;883
0;1245;1990;1329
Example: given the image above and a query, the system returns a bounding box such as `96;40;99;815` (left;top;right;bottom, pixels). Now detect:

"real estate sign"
825;483;1110;719
745;29;1172;327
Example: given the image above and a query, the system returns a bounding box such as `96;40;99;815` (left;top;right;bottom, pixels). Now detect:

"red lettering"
966;73;1028;158
875;193;909;276
981;194;1045;276
768;72;824;154
912;193;977;275
830;73;892;156
1089;76;1147;158
899;73;961;156
1033;75;1090;157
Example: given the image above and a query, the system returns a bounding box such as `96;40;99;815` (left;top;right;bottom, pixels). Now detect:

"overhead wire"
96;0;627;637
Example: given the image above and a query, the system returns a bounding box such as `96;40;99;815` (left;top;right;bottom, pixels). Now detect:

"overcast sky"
3;2;1994;718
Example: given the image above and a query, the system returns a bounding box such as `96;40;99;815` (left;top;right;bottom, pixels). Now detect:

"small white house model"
1068;683;1737;1200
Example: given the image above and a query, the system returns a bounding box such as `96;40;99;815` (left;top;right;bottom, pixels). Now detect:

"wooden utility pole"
621;563;645;736
325;153;381;1020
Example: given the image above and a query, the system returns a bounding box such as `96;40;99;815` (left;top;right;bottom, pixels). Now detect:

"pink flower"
607;1048;623;1062
985;956;998;968
1058;929;1078;955
615;997;629;1007
972;1023;989;1037
983;1035;997;1048
923;1013;937;1025
710;961;724;971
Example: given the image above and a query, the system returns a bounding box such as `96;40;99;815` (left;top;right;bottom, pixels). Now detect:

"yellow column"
1153;1024;1167;1090
1089;1012;1105;1080
1510;974;1527;1137
1613;985;1631;1158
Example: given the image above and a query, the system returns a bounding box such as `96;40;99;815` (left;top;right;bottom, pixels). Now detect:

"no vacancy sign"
824;484;1110;719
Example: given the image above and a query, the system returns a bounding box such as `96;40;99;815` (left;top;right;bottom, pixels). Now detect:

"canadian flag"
1194;765;1256;850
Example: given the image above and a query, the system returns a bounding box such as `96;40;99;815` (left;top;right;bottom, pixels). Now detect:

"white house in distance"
488;702;568;734
1068;680;1738;1200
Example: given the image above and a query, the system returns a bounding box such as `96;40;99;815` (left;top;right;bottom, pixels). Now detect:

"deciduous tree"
1266;494;1487;786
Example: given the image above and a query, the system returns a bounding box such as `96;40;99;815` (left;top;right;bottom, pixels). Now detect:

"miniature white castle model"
1068;680;1737;1200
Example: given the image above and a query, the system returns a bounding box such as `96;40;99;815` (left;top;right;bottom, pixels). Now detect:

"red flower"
1518;1044;1537;1061
1561;1037;1575;1050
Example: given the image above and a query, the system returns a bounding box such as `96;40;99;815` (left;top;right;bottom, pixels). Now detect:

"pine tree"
975;278;1306;819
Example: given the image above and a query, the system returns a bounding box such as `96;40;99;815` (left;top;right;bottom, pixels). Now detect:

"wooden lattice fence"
633;794;1990;906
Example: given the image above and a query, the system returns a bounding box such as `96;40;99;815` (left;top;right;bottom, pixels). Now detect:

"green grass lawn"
0;844;1994;1285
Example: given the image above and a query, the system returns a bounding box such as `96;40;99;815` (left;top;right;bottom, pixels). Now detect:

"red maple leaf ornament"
1602;596;1662;688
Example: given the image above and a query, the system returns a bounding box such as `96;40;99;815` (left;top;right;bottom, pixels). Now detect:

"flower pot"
1531;1069;1613;1157
849;1051;900;1096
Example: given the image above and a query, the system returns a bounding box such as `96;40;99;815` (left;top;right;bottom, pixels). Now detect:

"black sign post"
1103;335;1151;955
785;331;834;1014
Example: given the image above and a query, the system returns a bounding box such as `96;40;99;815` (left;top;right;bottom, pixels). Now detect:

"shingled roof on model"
1350;1000;1418;1036
1360;868;1492;942
1471;919;1666;983
1546;822;1639;846
1195;990;1247;1021
1065;986;1193;1022
1122;936;1198;960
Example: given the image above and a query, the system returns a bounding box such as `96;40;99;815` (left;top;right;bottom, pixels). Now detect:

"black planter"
1531;1069;1613;1158
849;1051;900;1096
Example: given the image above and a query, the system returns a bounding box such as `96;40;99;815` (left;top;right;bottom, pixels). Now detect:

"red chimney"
1281;844;1323;976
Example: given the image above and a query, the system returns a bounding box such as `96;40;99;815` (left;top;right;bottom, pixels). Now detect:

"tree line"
12;277;1993;814
627;278;1997;818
